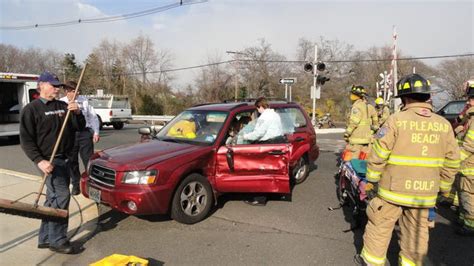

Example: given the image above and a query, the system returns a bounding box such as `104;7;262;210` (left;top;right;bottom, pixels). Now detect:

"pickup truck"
87;95;132;130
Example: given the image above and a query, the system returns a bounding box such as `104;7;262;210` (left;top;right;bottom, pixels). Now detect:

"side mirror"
138;127;152;135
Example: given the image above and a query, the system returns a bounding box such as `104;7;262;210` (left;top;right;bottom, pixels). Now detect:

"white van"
87;95;132;130
0;73;39;138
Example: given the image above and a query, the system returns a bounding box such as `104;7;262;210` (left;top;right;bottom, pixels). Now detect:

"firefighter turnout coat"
458;106;474;228
368;103;379;133
346;99;372;145
366;102;460;208
378;105;390;127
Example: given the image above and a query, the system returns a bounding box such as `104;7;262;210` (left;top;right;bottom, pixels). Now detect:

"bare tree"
123;35;158;93
237;39;289;98
436;57;474;100
195;53;233;102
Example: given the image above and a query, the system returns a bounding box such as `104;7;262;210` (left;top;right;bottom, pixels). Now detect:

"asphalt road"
0;125;473;265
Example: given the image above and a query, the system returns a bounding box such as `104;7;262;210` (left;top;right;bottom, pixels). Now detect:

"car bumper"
80;173;172;215
110;117;131;122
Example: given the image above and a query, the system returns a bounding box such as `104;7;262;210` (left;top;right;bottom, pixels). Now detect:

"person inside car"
167;117;196;139
226;116;253;145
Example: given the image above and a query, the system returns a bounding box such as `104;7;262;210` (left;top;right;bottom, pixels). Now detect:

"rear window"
441;101;465;115
111;98;130;109
89;98;110;109
276;107;307;134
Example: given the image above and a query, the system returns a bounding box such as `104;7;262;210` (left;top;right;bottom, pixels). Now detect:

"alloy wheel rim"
295;158;307;181
180;181;208;216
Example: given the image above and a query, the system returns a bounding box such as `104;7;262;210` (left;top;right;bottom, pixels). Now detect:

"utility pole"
312;45;318;126
285;84;288;99
289;85;292;102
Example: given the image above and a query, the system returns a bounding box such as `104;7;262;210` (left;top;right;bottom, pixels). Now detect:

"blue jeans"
38;158;71;247
69;129;94;187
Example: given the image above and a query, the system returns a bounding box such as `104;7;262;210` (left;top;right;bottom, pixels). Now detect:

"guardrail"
131;115;174;124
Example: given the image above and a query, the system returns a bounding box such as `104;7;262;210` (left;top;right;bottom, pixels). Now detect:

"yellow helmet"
375;97;384;105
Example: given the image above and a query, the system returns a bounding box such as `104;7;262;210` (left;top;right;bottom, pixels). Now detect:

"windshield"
157;110;228;145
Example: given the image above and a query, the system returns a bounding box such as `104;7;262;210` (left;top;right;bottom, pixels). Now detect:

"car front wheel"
292;155;310;185
171;173;213;224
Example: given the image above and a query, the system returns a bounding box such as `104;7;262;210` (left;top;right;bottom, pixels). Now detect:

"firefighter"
344;85;372;159
375;97;390;127
365;94;379;135
456;81;474;236
356;74;460;265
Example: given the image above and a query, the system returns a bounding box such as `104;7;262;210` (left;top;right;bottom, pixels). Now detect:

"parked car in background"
88;94;132;130
81;100;319;224
436;100;466;126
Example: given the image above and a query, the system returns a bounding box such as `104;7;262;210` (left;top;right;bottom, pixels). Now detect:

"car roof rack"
223;98;291;103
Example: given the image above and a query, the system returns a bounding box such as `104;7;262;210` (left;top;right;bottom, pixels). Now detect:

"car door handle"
295;137;305;142
268;150;286;155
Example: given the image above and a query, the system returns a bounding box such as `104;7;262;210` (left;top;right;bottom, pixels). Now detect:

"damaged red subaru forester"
81;100;319;224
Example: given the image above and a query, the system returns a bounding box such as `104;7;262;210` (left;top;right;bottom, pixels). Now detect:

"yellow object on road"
90;254;149;266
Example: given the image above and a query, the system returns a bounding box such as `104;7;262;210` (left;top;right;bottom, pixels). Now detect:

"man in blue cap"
20;71;86;254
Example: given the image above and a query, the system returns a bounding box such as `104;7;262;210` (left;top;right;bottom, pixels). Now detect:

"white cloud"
0;0;472;89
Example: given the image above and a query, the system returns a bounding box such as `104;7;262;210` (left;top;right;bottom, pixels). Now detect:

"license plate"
89;186;101;203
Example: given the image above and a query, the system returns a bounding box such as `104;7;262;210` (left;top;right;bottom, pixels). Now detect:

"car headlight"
122;170;158;185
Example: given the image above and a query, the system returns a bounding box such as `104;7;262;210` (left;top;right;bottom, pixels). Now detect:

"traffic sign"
279;78;296;84
311;85;320;99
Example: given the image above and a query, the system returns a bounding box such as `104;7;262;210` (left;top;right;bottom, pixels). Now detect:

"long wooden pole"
33;63;88;208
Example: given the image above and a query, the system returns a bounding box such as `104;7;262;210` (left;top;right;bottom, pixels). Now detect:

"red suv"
81;100;319;224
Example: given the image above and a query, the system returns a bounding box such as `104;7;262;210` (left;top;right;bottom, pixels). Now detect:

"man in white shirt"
60;81;100;195
243;97;283;143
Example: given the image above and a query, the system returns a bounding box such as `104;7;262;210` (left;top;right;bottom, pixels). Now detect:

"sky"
0;0;473;89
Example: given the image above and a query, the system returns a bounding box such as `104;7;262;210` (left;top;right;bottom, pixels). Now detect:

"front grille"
90;164;116;187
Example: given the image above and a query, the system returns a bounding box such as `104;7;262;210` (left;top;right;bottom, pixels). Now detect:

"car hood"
99;140;202;169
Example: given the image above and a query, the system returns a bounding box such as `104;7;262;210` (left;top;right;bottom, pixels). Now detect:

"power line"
101;53;474;77
0;0;207;30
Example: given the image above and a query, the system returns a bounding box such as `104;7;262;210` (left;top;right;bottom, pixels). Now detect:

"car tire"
292;155;310;185
97;115;103;130
113;122;124;130
171;173;213;224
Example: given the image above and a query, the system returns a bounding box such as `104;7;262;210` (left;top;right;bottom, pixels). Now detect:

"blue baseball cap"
38;71;63;86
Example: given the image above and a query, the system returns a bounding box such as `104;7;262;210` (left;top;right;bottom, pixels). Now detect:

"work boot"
71;185;80;196
37;243;49;249
49;241;74;254
456;225;474;236
354;254;368;266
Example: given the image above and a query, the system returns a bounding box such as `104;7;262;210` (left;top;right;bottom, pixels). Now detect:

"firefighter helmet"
396;74;431;97
465;80;474;97
375;97;384;105
351;85;367;97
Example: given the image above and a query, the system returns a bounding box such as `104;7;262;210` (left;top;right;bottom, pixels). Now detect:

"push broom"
0;64;88;221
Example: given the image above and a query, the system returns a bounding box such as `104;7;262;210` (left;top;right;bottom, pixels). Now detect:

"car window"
111;98;130;109
89;98;110;109
157;110;228;145
442;102;465;115
276;107;307;134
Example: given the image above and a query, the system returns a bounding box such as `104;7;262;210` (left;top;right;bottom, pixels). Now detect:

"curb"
315;128;345;134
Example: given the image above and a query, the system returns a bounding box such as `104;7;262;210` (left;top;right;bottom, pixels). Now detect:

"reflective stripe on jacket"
346;99;372;145
367;102;460;208
460;107;474;176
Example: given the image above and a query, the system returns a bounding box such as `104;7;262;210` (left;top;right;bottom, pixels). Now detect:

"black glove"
365;182;378;200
